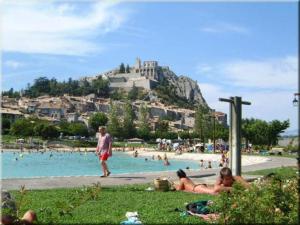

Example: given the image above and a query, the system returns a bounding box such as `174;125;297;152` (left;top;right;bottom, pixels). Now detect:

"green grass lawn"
12;184;214;224
244;166;298;179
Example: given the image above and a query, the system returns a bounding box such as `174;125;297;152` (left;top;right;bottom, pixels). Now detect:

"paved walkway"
2;156;297;190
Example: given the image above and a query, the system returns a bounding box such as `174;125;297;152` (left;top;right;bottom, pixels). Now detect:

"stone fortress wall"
81;58;167;92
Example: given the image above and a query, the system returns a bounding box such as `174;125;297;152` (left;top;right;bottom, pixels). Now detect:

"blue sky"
2;0;298;132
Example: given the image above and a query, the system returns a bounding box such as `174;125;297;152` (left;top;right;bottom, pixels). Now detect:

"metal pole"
231;96;242;176
219;96;251;176
229;97;234;169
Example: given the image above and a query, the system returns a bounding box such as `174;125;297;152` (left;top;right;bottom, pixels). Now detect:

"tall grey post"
231;97;242;176
219;96;251;176
229;97;234;169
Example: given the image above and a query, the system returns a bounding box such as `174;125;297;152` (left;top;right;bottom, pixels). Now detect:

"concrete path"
2;156;297;190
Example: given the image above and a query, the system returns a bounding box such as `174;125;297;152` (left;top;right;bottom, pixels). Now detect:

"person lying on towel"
174;167;249;195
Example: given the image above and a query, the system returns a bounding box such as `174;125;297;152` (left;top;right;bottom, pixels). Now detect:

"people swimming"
200;159;204;168
157;155;162;160
163;153;167;160
208;161;212;168
164;157;170;166
133;150;138;158
174;167;249;195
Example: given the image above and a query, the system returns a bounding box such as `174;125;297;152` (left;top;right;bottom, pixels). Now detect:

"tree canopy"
89;112;108;132
242;118;289;147
21;76;109;98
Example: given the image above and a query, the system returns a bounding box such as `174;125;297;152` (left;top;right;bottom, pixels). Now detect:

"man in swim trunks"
96;126;113;177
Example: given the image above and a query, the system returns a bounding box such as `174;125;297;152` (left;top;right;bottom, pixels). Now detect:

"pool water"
1;151;218;178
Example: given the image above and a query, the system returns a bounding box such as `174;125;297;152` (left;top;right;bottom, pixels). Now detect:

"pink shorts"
99;152;109;161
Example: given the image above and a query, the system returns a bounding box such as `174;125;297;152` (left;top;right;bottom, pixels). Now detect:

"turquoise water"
1;151;216;178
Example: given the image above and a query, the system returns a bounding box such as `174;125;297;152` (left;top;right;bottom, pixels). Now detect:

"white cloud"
198;82;298;131
196;55;298;90
221;56;298;89
196;64;213;74
3;60;24;69
2;0;128;55
198;82;231;112
197;55;298;131
200;22;249;34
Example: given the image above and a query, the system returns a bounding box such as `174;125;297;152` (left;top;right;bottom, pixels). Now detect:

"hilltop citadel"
1;58;228;133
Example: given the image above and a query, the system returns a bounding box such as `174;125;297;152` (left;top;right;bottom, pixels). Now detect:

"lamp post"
293;93;300;107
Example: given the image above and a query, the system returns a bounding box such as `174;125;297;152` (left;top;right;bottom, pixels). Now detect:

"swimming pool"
1;151;218;178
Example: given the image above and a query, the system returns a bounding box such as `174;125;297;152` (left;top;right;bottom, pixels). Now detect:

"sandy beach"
122;150;271;166
2;147;270;166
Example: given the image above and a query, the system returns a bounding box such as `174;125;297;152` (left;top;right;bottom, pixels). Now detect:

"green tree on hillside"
214;123;229;141
119;63;125;73
68;122;89;137
194;105;210;143
122;101;136;138
156;120;169;133
1;88;20;98
107;102;122;138
89;112;108;132
91;77;109;97
1;117;11;134
137;103;151;140
111;89;123;100
125;64;130;73
40;124;60;139
10;119;35;137
127;85;139;100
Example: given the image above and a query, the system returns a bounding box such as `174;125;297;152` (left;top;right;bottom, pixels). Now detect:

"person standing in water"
96;126;113;177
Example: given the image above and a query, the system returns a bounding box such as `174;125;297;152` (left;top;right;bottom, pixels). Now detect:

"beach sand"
122;150;270;166
2;147;270;166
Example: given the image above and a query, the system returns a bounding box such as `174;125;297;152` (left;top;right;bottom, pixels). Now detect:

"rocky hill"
7;58;209;110
160;69;208;108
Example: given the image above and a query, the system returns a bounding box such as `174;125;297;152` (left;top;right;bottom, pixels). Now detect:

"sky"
1;0;299;133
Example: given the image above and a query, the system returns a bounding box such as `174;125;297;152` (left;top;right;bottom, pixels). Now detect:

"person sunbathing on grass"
1;191;37;225
174;167;249;195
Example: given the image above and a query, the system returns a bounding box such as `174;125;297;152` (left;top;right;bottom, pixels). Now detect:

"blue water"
1;151;216;178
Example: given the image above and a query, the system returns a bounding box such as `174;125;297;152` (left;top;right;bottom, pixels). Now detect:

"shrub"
211;176;298;224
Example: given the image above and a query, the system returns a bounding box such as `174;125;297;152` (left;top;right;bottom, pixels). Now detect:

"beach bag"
153;178;170;191
186;200;211;215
